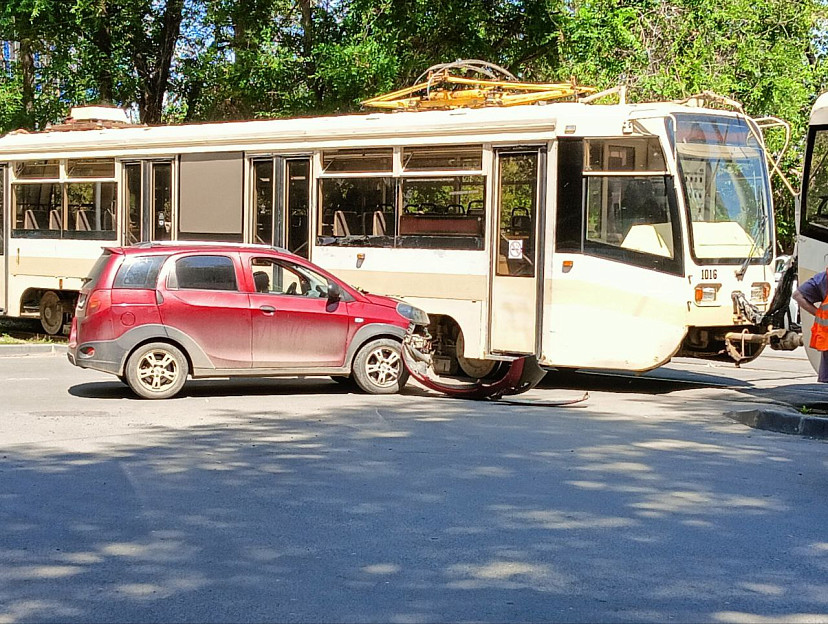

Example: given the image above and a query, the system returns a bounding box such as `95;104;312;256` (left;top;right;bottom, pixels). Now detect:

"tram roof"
0;100;745;160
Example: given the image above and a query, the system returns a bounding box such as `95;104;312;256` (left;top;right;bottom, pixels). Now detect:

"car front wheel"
125;342;188;399
351;338;408;394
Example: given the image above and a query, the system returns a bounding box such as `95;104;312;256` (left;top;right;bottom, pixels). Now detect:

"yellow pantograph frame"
362;73;597;110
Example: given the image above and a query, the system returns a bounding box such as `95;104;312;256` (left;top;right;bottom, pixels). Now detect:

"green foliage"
0;0;826;249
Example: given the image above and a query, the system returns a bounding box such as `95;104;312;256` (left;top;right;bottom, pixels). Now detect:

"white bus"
798;93;828;373
0;91;797;378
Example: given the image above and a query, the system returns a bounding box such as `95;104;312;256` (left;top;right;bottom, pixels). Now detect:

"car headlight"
396;302;430;325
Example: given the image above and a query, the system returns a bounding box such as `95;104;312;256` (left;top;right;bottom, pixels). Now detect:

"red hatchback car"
68;243;429;399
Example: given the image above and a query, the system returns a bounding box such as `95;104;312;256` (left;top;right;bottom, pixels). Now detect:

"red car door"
247;255;350;368
157;253;252;369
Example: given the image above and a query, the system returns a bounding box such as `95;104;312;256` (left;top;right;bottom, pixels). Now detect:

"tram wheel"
39;291;65;335
455;331;498;379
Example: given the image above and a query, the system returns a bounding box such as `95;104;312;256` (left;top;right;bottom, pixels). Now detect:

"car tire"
125;342;188;399
351;338;408;395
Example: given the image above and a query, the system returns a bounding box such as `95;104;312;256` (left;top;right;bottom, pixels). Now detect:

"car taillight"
87;290;111;315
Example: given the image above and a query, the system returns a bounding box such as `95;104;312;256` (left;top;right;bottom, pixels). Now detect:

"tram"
0;64;799;379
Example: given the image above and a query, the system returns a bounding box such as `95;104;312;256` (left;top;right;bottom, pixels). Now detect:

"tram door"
252;157;311;258
0;166;6;314
488;149;545;354
124;161;173;243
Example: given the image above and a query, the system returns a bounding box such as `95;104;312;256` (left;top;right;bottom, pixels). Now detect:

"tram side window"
316;145;485;250
0;167;4;255
557;138;682;274
11;158;117;240
804;128;828;240
585;176;674;258
318;148;394;248
398;176;485;250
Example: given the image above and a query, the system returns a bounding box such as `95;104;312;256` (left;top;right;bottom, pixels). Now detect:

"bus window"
803;127;828;240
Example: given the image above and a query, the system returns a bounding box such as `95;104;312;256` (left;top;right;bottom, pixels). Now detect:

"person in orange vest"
793;269;828;382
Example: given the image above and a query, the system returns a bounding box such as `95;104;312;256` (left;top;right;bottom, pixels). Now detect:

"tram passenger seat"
333;210;359;237
372;211;387;236
49;209;63;230
24;209;40;230
76;210;92;231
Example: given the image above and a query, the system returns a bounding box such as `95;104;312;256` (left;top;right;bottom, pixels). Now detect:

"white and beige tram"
0;88;793;376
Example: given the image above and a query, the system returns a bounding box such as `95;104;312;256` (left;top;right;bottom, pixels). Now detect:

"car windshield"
673;114;772;263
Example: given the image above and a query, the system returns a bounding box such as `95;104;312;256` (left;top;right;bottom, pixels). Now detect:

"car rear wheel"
351;338;408;394
125;342;188;399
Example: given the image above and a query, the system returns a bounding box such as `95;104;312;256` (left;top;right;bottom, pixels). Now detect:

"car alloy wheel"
352;338;408;394
125;342;188;399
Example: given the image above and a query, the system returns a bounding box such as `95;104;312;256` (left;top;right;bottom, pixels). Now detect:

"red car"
68;243;429;399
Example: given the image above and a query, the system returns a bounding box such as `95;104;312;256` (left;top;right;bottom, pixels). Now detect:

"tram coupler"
724;328;803;363
402;329;545;400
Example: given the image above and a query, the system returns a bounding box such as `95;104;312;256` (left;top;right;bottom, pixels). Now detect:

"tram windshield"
673;114;772;263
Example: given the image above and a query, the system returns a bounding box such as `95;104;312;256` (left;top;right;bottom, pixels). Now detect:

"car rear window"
83;251;114;290
113;255;167;289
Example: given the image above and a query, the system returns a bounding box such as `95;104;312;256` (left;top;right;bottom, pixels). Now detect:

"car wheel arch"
120;336;194;378
345;324;406;372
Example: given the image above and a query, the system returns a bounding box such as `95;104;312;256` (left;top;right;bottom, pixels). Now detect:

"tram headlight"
751;282;771;303
694;284;720;304
396;302;430;326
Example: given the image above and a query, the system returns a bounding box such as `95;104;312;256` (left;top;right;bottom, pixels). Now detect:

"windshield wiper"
735;206;767;279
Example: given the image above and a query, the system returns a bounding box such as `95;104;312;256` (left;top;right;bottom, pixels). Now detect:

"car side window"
172;255;238;291
113;255;167;289
251;257;329;298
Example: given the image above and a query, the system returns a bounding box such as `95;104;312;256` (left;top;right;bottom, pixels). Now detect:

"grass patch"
0;333;57;345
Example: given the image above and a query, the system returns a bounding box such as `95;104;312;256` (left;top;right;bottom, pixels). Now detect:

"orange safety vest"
811;270;828;351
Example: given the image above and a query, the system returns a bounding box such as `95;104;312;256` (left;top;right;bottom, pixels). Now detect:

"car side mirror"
327;281;342;304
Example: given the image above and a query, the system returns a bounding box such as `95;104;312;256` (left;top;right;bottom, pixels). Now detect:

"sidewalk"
0;342;67;357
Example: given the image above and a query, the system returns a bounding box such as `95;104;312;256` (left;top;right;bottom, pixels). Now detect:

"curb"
727;408;828;439
0;343;67;357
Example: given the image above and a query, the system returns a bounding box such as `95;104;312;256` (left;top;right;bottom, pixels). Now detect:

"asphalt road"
1;349;827;623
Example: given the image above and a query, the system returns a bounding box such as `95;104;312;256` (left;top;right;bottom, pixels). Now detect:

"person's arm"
793;289;819;317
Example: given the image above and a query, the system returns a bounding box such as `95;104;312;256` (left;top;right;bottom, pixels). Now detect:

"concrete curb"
727;408;828;439
0;343;67;357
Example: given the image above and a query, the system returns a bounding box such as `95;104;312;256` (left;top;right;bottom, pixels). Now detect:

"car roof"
109;242;292;256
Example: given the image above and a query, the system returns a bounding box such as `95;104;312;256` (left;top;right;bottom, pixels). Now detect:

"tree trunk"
137;0;185;124
91;7;114;104
19;37;35;129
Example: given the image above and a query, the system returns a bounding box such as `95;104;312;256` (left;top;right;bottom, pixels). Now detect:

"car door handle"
259;305;276;315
